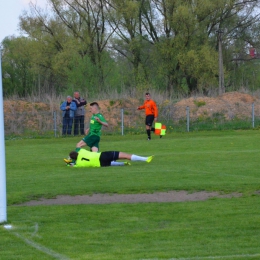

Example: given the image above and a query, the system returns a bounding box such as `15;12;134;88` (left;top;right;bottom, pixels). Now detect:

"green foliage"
109;100;115;106
2;0;260;97
194;100;206;107
2;37;35;96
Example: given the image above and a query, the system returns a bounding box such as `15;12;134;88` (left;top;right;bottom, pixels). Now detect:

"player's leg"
76;140;87;148
110;161;130;166
100;151;154;167
118;152;131;160
87;135;100;152
118;152;154;163
145;115;154;140
99;152;130;166
91;146;98;152
145;125;151;140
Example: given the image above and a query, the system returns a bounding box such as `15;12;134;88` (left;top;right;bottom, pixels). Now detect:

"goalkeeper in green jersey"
64;148;153;167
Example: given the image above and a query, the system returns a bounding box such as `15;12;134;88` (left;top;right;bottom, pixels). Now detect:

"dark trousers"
74;115;85;135
62;116;73;135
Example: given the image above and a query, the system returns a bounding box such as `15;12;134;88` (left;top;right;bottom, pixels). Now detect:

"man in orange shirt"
137;92;159;140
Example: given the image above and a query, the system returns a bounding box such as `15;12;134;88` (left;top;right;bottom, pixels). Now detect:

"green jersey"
74;149;101;167
89;113;107;136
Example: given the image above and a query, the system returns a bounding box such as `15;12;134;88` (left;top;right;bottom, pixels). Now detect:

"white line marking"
31;222;41;238
3;224;12;229
11;231;70;260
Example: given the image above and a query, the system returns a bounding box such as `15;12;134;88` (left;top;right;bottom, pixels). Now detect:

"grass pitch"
1;130;260;260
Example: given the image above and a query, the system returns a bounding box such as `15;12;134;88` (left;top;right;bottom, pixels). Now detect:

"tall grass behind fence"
3;103;260;138
4;111;56;137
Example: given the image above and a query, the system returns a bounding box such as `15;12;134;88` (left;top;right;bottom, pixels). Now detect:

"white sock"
131;154;147;161
111;161;125;166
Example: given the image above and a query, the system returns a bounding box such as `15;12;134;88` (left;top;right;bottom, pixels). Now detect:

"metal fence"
4;103;260;138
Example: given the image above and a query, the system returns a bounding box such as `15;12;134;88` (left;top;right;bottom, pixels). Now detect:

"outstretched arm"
85;128;90;135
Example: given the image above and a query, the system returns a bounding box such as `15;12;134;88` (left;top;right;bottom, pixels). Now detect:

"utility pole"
217;29;225;95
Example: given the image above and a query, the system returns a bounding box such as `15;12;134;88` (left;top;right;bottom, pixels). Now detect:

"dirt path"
17;191;242;206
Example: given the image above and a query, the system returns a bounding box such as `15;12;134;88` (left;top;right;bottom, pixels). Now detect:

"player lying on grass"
64;148;153;167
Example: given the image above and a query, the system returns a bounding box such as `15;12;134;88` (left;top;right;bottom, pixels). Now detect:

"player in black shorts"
65;148;154;167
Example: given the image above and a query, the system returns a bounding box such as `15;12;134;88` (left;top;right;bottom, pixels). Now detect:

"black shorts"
99;151;120;167
145;115;155;126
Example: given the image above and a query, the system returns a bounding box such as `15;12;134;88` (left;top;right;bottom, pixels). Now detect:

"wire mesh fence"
4;102;260;138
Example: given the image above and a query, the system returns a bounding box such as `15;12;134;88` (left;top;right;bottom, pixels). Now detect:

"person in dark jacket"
60;96;77;136
73;91;87;135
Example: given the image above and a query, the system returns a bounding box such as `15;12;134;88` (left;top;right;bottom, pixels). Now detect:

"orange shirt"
138;99;158;117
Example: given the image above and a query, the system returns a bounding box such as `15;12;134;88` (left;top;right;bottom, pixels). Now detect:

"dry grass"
3;91;260;135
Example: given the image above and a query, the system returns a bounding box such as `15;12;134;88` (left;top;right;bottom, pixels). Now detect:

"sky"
0;0;47;43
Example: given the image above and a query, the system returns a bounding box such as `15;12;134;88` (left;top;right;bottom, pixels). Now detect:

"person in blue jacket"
60;96;77;136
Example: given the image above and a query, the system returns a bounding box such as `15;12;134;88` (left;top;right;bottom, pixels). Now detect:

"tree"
139;0;260;94
5;0;260;97
1;37;35;96
18;0;116;93
49;0;115;90
105;0;150;90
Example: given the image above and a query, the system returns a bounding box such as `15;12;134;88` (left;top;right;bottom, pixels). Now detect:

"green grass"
1;130;260;259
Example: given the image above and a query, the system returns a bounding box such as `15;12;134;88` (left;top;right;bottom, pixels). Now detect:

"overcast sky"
0;0;47;43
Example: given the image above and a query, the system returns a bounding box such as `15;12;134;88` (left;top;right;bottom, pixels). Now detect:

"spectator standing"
76;102;108;152
60;96;77;136
137;92;159;140
73;91;87;135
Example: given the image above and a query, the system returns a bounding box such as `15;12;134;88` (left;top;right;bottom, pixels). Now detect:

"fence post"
121;108;124;135
252;103;255;128
53;111;57;137
186;106;190;132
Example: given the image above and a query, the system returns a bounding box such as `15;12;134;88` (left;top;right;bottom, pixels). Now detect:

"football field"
1;130;260;260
